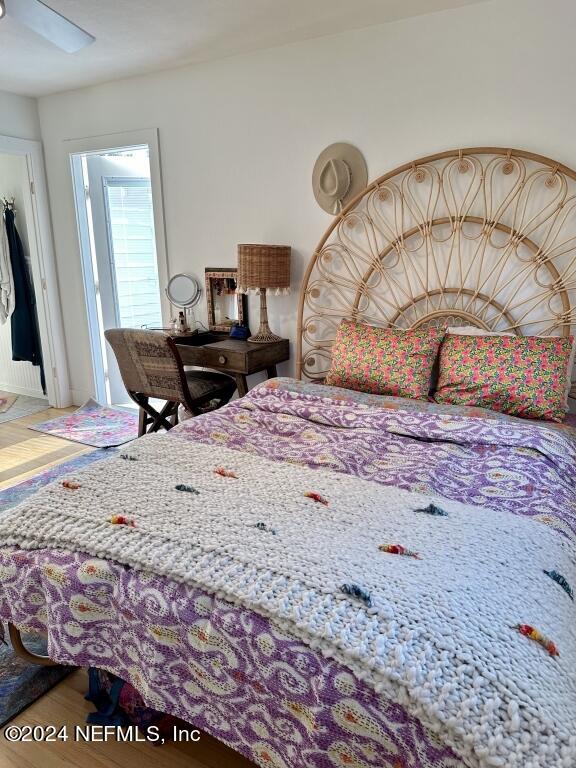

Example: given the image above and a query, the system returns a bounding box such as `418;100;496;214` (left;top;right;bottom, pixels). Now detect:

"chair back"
104;328;190;405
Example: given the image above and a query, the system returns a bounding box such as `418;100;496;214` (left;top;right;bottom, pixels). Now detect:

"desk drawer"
201;347;246;372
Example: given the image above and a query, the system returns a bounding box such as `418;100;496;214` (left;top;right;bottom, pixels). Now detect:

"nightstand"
172;332;289;397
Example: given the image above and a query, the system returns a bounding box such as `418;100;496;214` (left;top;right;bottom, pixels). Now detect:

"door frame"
67;128;169;404
0;133;70;407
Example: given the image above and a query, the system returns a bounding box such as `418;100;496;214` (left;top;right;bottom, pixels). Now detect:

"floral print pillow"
434;333;575;422
325;320;444;399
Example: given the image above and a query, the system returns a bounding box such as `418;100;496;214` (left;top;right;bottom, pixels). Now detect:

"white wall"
0;153;44;397
0;155;30;256
36;0;576;403
0;90;40;141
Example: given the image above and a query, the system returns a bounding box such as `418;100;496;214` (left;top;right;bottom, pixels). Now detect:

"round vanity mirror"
166;273;202;308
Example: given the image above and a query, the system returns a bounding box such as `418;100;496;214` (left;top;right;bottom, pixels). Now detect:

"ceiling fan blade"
6;0;95;53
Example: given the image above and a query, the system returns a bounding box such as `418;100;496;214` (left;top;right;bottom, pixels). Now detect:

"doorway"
69;131;169;406
0;135;68;412
0;152;47;418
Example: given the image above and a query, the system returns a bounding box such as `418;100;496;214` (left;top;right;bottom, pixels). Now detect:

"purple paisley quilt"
1;378;575;768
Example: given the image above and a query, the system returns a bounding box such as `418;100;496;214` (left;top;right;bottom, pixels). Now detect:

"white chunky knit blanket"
0;433;574;768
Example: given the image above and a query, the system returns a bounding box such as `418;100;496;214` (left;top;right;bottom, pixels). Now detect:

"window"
103;177;162;329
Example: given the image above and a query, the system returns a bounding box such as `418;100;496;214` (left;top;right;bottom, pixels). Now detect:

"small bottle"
178;311;188;333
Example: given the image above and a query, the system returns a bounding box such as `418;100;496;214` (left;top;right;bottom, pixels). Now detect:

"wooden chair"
104;328;236;436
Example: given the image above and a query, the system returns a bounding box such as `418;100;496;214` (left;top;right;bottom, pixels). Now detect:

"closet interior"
0;152;46;423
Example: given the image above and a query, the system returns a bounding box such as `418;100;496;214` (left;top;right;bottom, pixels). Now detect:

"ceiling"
0;0;486;97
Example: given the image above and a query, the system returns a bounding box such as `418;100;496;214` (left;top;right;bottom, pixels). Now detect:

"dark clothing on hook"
5;208;46;394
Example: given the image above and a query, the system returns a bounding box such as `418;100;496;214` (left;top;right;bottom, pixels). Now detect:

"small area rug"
0;450;109;724
0;394;48;424
0;392;17;414
29;398;138;448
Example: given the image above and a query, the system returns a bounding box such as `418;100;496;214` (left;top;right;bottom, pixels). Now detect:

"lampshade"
237;244;291;294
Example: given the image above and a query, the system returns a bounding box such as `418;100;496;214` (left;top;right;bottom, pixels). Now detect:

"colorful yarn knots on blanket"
543;569;573;601
340;583;372;606
415;503;447;516
109;515;136;528
513;624;559;657
379;544;421;559
214;467;238;478
175;484;199;494
254;522;276;535
304;491;329;505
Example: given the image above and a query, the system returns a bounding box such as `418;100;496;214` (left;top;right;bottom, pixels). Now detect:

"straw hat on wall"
312;143;368;215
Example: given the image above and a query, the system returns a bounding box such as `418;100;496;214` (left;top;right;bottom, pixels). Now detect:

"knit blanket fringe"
0;434;574;768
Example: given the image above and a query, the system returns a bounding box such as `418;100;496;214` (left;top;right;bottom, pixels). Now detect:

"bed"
1;147;576;768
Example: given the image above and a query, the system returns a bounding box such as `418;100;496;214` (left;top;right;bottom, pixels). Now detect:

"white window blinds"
104;177;162;329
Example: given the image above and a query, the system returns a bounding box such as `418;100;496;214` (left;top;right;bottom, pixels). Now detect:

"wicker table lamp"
237;244;291;343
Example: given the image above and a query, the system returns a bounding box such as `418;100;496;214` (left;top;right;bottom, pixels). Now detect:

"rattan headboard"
297;147;576;395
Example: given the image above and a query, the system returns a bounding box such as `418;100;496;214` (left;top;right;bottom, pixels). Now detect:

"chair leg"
152;401;178;432
8;624;58;666
138;403;147;437
132;395;177;433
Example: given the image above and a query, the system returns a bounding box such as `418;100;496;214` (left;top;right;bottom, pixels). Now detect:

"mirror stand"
165;273;202;332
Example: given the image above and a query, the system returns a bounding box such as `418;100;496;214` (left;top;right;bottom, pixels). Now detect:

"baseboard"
0;382;46;399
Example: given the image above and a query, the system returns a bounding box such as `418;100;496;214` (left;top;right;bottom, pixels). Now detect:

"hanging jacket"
5;208;45;393
0;210;14;324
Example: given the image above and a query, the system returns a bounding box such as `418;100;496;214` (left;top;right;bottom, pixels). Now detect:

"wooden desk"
173;332;289;397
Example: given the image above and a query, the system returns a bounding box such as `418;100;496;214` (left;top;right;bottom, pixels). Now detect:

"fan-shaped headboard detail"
297;147;576;393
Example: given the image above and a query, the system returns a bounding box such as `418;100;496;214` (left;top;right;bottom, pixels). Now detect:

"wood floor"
5;669;255;768
0;406;256;768
0;406;93;489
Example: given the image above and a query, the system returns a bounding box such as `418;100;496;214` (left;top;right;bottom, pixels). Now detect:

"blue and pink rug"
0;451;109;723
0;394;48;424
29;398;138;448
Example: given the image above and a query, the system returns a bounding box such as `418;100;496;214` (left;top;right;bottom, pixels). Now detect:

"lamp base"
249;326;283;344
249;291;283;343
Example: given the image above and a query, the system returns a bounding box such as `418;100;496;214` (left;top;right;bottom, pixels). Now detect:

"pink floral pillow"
325;320;444;399
434;333;575;421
